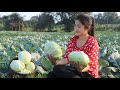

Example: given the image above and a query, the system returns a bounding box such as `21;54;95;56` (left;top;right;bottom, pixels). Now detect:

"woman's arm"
81;64;90;72
70;61;90;72
48;54;69;65
56;58;69;65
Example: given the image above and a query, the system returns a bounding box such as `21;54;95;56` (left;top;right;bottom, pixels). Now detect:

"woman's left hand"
70;61;90;72
70;61;83;72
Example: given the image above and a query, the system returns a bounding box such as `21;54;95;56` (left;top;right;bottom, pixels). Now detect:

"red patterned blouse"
64;35;99;78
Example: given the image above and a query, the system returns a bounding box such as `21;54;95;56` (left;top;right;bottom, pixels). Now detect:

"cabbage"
26;62;35;72
18;51;32;64
68;51;90;68
44;41;62;60
19;69;31;74
10;60;25;72
110;51;120;60
40;57;53;71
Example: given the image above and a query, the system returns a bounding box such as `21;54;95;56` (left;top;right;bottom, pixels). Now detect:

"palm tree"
3;13;25;31
10;13;24;31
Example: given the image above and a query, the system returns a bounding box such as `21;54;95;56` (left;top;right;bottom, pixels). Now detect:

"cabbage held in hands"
68;51;90;68
44;41;62;60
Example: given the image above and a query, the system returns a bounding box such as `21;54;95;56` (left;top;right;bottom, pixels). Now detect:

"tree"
2;16;10;31
35;13;55;32
2;13;24;31
29;16;39;31
94;13;104;24
94;12;120;24
0;17;3;31
55;12;92;32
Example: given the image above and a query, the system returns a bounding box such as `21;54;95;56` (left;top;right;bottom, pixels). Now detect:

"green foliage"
40;57;53;71
94;12;120;24
0;31;120;78
35;13;55;32
96;24;120;31
2;13;24;31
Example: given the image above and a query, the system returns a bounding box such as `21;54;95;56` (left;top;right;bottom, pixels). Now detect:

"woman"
47;14;100;78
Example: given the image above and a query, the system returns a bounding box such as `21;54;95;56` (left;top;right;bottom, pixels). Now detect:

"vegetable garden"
0;31;120;78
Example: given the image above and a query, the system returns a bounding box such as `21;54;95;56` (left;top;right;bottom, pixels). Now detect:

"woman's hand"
47;54;56;65
56;59;68;65
48;54;69;66
70;61;84;72
70;61;89;72
81;64;90;72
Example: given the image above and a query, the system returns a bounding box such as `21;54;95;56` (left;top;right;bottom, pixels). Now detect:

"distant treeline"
0;12;120;32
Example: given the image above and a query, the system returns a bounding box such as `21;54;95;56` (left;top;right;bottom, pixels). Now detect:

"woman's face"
74;20;89;36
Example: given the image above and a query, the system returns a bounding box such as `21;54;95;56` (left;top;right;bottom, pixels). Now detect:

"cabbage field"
0;31;120;78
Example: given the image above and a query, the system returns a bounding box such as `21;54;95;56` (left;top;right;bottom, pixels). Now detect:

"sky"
0;12;42;20
0;12;120;20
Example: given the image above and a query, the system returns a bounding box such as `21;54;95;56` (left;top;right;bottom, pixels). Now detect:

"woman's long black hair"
75;14;95;37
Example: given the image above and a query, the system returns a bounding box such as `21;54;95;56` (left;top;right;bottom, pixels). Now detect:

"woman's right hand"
47;54;56;66
47;54;69;65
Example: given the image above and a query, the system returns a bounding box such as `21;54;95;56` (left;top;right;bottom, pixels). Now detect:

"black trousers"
47;65;94;78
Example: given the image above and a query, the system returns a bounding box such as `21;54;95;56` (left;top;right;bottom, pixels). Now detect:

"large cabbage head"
68;51;90;68
26;62;36;73
44;41;62;60
18;51;32;64
10;60;25;72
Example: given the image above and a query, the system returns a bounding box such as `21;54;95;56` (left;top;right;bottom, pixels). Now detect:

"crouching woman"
47;14;99;78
